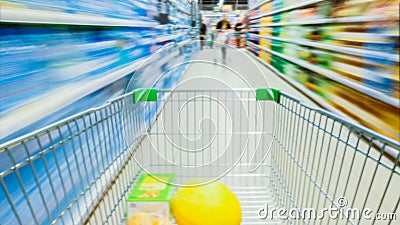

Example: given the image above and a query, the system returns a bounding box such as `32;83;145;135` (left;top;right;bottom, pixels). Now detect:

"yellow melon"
171;178;242;225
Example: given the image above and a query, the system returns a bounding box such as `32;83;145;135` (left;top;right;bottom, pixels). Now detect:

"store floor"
179;47;317;107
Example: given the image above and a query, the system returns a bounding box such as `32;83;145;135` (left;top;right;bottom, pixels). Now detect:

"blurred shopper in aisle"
156;0;169;24
200;20;207;50
216;14;231;31
209;29;215;49
234;19;244;48
216;15;231;62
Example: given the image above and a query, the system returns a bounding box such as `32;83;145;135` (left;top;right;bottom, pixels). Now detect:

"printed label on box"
126;174;175;220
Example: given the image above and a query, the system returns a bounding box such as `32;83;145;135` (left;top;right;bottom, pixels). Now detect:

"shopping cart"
0;88;399;225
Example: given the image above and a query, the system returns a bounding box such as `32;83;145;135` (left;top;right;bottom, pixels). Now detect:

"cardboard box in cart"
126;174;175;220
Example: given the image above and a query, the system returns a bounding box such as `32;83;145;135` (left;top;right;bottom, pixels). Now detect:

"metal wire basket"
0;88;399;225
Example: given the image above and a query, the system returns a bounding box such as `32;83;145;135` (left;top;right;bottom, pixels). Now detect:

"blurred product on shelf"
247;0;400;141
1;0;192;22
0;0;194;142
0;1;195;224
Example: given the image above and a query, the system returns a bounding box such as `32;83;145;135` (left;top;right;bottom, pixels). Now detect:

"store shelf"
0;57;146;140
154;34;184;43
247;48;400;150
155;24;191;31
251;34;399;62
246;48;345;116
250;0;324;20
0;6;158;27
248;0;272;11
169;0;191;15
246;42;399;108
202;12;237;17
176;25;191;29
249;14;400;27
0;46;185;140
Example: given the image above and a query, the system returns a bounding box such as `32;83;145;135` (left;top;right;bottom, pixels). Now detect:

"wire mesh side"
3;88;397;225
76;91;173;225
270;93;400;225
0;92;150;225
94;89;280;225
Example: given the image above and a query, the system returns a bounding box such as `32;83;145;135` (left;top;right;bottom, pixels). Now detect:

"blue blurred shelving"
0;1;196;223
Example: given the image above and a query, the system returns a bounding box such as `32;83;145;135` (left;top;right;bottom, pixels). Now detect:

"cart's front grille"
1;90;398;225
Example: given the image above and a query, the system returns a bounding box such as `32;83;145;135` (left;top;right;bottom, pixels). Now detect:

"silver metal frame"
0;89;398;225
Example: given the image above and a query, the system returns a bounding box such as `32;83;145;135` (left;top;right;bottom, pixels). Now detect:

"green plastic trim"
133;88;158;103
256;88;280;103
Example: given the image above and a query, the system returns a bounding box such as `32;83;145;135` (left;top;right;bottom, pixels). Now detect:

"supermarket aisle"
180;47;318;107
246;0;400;142
164;46;399;225
0;0;396;224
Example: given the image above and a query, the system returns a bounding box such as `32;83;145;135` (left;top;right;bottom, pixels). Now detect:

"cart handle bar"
132;88;280;103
